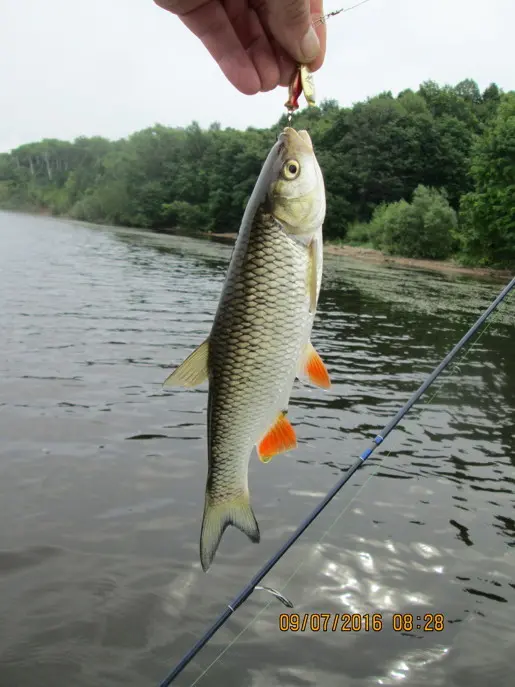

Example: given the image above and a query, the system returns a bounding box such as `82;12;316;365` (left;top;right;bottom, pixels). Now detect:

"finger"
256;0;326;87
271;40;296;88
154;0;205;14
225;0;280;92
156;0;261;95
271;4;325;89
309;0;326;72
265;0;320;64
245;10;280;91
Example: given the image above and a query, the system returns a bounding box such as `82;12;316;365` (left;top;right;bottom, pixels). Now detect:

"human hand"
155;1;326;95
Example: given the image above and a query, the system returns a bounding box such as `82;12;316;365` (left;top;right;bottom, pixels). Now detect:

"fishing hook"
254;585;294;608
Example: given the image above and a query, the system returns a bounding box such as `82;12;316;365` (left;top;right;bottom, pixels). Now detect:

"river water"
0;210;514;687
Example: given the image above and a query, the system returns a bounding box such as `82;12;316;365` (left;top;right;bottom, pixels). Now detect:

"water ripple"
0;212;513;687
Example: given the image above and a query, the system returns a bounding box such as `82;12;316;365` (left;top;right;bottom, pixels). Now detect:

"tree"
480;83;502;122
418;79;481;131
459;93;515;267
371;185;457;259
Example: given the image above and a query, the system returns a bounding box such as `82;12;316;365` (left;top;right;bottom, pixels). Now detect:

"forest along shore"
206;232;512;280
2;79;514;271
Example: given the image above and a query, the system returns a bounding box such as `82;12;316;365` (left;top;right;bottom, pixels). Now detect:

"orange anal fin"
257;412;297;464
303;342;331;389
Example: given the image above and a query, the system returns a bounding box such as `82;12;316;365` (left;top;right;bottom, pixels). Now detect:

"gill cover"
269;128;326;236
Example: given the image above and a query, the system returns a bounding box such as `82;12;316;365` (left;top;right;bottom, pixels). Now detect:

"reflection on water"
0;211;513;687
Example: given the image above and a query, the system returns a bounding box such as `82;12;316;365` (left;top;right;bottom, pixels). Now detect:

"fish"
164;127;330;571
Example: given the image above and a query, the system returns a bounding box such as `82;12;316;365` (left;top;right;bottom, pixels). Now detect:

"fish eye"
283;159;300;180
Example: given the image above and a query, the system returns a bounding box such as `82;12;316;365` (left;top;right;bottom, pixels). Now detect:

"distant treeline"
1;79;514;268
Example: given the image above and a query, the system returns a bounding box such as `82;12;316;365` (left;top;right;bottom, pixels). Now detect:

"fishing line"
158;275;515;687
315;0;376;26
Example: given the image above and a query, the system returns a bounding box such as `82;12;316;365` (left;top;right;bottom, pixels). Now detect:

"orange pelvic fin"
257;412;297;463
301;341;331;389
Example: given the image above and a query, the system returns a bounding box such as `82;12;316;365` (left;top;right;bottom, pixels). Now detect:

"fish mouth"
279;127;314;155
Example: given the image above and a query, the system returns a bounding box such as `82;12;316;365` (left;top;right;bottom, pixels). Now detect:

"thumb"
266;0;320;64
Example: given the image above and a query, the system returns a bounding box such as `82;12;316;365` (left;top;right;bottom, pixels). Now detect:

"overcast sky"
1;0;513;152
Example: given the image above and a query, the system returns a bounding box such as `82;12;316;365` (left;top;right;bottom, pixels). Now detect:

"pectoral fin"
257;412;297;463
308;239;318;314
163;339;209;388
299;341;331;390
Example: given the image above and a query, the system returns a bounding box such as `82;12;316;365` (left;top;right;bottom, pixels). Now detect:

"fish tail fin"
200;493;260;572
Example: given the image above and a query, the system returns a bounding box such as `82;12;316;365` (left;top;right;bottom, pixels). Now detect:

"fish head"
268;127;326;238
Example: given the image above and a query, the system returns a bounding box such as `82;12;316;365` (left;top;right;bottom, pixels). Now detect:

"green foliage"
459;93;515;267
367;186;457;259
161;200;209;231
345;220;377;246
0;78;512;267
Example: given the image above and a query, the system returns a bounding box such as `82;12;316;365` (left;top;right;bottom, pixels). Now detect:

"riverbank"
2;209;510;280
325;243;512;279
207;232;511;280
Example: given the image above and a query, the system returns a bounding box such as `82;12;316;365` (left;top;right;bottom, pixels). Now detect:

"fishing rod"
158;274;515;687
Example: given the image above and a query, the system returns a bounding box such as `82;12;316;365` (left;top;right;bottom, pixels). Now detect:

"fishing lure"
285;64;316;113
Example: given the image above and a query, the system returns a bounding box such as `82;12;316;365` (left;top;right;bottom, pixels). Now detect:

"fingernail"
300;25;320;62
